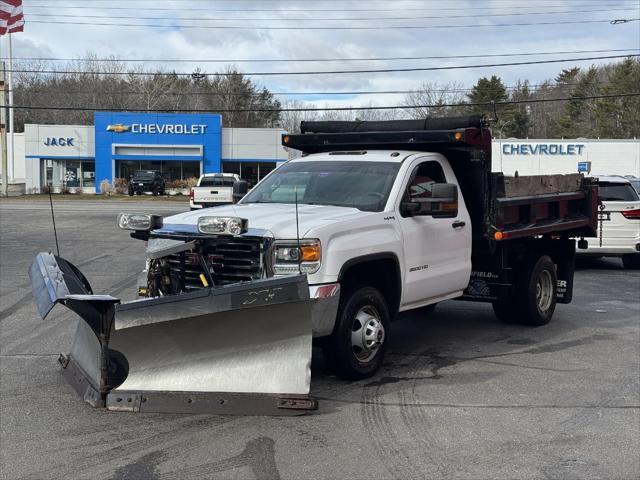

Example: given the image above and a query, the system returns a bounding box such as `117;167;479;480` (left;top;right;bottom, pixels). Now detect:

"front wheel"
323;286;390;380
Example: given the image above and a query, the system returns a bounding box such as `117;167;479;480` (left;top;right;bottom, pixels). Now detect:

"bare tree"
402;81;468;118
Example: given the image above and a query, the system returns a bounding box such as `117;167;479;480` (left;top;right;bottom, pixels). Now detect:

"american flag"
0;0;24;35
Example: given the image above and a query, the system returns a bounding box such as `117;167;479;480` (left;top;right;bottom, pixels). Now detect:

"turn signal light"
454;131;463;141
283;135;290;144
621;209;640;219
300;243;321;262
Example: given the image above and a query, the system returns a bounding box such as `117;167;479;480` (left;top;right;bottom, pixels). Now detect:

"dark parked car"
128;170;165;196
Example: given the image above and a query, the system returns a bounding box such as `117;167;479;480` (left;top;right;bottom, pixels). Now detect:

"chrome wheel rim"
351;306;385;362
536;270;553;313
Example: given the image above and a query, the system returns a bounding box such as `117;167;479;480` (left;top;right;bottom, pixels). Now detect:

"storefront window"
222;161;277;186
41;159;97;189
116;160;201;181
222;162;241;176
81;161;95;187
182;161;200;181
118;161;139;180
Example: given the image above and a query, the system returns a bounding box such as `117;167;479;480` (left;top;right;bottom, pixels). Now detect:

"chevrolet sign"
106;123;207;134
106;124;131;133
130;123;207;134
502;143;586;155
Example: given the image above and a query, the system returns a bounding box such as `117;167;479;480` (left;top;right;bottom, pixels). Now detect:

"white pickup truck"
125;116;598;380
189;173;244;210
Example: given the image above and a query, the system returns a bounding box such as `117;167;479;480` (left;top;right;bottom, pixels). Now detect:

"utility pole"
1;60;8;197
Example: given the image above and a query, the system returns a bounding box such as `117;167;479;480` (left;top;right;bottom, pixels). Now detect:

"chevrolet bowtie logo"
106;124;131;133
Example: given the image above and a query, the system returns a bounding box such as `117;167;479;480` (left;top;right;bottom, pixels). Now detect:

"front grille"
167;237;263;289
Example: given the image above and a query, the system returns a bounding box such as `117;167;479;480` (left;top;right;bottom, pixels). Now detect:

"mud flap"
29;252;317;415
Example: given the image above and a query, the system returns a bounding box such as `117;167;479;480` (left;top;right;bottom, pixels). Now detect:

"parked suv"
128;170;166;196
580;176;640;268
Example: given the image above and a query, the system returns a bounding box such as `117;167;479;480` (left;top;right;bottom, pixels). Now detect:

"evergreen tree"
595;58;640;138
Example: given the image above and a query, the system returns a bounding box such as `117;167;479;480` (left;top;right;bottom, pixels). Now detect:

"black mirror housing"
403;183;459;218
233;180;249;202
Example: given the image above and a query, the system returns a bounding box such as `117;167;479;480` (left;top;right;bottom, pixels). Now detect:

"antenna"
294;186;301;274
48;183;60;256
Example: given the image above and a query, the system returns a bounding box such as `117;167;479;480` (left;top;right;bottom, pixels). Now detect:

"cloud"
6;0;639;108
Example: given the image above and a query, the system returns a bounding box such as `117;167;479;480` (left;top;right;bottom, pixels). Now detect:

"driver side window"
405;161;447;201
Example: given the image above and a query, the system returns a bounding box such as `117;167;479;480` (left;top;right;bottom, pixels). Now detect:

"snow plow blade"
29;252;317;415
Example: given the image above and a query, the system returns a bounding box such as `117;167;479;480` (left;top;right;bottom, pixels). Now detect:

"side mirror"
233;180;249;202
401;183;458;218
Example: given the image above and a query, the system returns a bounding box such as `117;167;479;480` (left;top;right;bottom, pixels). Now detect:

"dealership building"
493;138;639;177
17;112;288;193
3;112;639;195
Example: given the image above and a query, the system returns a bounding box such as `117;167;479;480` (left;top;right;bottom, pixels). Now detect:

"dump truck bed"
487;172;598;241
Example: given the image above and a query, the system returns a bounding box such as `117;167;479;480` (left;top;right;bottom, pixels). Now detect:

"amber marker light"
454;131;463;141
283;135;290;144
300;243;321;262
494;231;504;241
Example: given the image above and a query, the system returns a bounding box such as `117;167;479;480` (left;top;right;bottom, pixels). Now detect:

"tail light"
621;209;640;219
189;188;194;200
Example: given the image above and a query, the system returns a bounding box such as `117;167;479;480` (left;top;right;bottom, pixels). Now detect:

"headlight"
274;239;321;275
117;213;163;231
198;216;248;235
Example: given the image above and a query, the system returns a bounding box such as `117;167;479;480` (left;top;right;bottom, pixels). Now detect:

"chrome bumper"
308;283;341;337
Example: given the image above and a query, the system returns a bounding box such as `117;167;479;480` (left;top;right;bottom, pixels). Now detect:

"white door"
397;157;472;307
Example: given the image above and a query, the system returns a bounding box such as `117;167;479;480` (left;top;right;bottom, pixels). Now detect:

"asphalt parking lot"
1;198;639;480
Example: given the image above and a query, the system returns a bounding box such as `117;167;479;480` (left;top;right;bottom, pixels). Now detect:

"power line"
26;17;640;30
9;82;620;98
25;2;640;12
8;55;639;77
5;48;636;65
8;93;640;113
25;7;638;23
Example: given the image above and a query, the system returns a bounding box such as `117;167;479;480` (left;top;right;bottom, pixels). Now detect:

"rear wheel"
494;254;557;327
622;254;640;269
323;286;390;380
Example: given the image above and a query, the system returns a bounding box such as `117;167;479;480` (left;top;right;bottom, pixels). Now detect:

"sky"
2;0;639;109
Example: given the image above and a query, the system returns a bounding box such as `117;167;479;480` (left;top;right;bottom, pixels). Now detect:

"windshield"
598;182;640;202
133;171;157;179
200;177;236;187
241;160;401;212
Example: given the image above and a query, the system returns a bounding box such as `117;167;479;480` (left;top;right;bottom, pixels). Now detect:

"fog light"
198;216;248;235
117;213;163;231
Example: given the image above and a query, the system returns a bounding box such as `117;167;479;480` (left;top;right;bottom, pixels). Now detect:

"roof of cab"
290;150;439;163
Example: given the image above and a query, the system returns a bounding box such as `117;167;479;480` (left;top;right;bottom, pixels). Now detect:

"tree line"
11;55;639;139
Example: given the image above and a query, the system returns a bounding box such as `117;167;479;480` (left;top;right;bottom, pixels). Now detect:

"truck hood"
163;203;369;238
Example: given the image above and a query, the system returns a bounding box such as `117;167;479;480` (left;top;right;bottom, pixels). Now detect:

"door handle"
452;220;466;229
